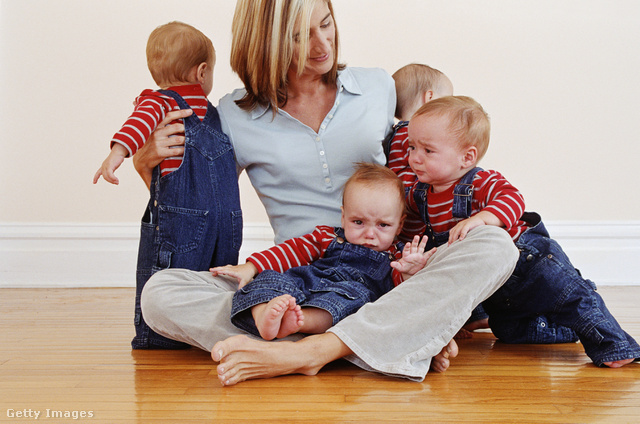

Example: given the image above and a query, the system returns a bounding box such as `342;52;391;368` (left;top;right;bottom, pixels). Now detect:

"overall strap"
452;167;483;219
157;89;200;127
413;182;430;226
334;226;346;242
201;101;223;132
412;182;447;250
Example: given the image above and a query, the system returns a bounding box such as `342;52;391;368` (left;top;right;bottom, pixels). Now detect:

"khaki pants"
142;225;517;380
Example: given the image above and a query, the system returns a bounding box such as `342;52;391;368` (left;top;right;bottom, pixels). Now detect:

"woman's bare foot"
603;358;636;368
430;339;458;373
211;332;351;386
253;295;303;340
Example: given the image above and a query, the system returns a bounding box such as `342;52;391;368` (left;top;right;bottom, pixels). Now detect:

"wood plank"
1;287;639;423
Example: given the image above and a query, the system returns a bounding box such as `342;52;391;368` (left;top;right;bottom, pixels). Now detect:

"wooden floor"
1;287;639;423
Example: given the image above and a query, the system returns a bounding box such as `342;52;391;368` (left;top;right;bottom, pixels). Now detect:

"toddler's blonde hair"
414;96;491;161
343;163;406;215
392;63;453;120
146;21;215;88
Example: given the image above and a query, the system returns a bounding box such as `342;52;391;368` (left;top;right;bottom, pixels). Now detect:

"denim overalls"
132;90;243;349
414;167;640;365
230;227;396;337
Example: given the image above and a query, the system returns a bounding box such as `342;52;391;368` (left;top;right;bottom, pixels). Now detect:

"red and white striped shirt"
110;84;209;177
405;170;530;242
387;123;417;188
386;123;427;241
247;225;405;286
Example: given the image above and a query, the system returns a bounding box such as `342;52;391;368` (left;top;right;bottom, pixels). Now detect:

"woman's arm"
132;109;193;189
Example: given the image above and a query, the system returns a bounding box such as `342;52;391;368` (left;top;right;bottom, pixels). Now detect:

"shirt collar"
250;68;362;120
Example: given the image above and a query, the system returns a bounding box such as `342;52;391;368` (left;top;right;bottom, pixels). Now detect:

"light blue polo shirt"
218;67;396;244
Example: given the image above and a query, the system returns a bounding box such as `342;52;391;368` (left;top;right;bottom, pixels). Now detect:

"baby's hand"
210;262;258;289
448;216;485;244
93;144;128;185
391;235;436;280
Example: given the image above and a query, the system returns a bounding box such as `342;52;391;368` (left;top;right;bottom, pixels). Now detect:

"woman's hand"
210;262;259;289
133;109;193;188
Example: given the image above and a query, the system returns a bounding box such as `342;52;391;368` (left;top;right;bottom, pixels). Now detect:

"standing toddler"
94;22;242;349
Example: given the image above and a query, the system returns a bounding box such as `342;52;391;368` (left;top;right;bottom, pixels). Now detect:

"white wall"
1;1;639;286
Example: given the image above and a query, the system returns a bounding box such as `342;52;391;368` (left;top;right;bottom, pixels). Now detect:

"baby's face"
407;114;469;193
341;183;403;252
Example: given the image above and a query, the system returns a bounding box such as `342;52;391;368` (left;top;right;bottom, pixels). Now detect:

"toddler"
385;64;454;246
211;163;434;340
405;95;640;367
94;21;216;183
386;63;454;188
95;22;242;349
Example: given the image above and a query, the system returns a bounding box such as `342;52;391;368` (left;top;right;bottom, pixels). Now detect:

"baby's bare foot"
455;318;490;339
255;295;297;340
603;358;635;368
464;318;489;332
430;339;458;373
454;328;473;340
277;303;304;339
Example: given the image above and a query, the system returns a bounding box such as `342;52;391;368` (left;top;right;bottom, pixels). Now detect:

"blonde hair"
146;21;215;88
392;63;453;120
343;163;405;214
231;0;344;112
414;96;491;161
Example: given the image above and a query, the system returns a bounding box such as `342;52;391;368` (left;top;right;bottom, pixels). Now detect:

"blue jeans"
483;213;640;365
230;228;395;337
413;169;575;343
133;90;243;349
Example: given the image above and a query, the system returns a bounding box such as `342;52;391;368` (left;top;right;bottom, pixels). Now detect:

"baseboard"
1;222;638;288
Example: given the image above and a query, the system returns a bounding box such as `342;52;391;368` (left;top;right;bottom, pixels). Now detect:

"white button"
328;114;333;119
320;151;325;155
323;164;328;169
321;124;326;130
325;177;331;183
315;136;321;142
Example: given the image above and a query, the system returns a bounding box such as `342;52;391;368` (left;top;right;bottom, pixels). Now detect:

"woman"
136;0;518;385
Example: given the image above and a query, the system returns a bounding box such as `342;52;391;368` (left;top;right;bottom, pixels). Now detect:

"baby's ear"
422;90;434;103
396;215;406;236
196;62;210;81
461;146;478;168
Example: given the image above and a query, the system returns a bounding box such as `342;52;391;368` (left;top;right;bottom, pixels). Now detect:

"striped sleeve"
399;208;427;243
110;92;169;157
390;245;405;287
387;125;418;188
473;170;525;230
247;226;336;273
